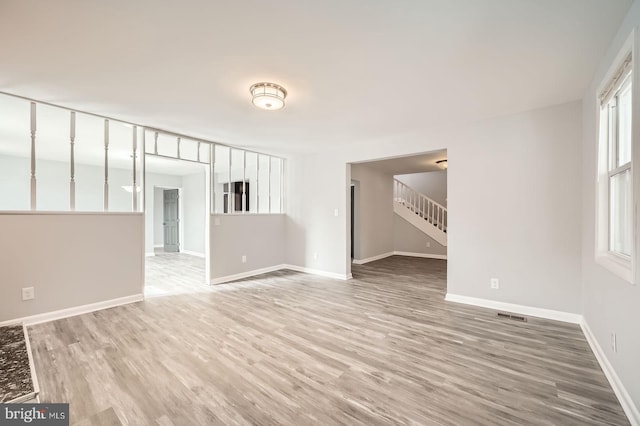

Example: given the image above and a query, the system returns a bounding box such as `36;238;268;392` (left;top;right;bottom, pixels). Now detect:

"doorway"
144;155;210;295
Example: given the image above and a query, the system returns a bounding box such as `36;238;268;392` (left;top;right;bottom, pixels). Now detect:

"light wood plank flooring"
28;255;629;425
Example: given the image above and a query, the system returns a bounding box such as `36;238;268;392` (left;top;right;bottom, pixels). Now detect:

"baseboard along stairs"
394;179;447;246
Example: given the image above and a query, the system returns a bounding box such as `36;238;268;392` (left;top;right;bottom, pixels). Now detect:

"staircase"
394;179;447;246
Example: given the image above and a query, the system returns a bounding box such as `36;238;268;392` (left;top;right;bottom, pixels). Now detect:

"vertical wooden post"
268;156;272;213
227;149;232;213
256;155;260;213
132;126;138;212
280;159;284;213
242;151;246;213
70;111;76;211
30;102;37;210
104;119;110;211
141;129;146;213
154;132;158;155
209;143;215;214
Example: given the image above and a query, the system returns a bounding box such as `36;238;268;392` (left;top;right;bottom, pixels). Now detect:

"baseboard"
0;294;144;327
352;252;394;265
393;251;447;260
444;293;582;324
352;251;447;265
181;250;205;258
210;265;287;285
581;321;640;426
210;263;353;285
283;264;352;281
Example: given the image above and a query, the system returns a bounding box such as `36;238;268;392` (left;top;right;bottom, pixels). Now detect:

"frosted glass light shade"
250;82;287;110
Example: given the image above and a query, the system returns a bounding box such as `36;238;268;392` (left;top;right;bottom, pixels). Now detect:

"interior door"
163;189;180;252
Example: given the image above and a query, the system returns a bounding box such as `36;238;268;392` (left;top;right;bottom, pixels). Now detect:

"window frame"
595;33;636;285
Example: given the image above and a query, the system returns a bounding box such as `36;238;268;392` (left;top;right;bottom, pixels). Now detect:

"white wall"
286;101;583;312
182;171;206;255
351;164;394;261
393;215;447;257
153;187;164;247
0;213;143;322
581;2;640;416
396;170;447;206
210;214;285;281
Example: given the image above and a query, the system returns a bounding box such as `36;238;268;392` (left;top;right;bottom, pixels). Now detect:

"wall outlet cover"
490;278;500;289
22;287;35;301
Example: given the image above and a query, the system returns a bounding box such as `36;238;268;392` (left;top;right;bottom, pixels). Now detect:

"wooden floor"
28;255;629;425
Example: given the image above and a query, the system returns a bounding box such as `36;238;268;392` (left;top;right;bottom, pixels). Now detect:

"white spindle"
242;151;246;213
210;143;215;213
154;132;158;155
141;129;146;213
177;137;181;159
227;149;232;213
30;102;36;210
70;111;76;211
268;157;272;213
104;119;109;211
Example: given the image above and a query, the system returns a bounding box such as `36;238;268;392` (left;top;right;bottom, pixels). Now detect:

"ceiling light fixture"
250;82;287;110
436;159;448;169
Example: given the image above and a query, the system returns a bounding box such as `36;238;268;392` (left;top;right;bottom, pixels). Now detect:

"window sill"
595;252;634;284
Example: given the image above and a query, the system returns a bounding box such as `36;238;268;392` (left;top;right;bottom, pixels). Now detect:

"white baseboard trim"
0;294;144;327
283;264;352;281
581;321;640;426
210;265;286;285
352;252;395;265
444;293;582;324
181;250;205;258
352;251;447;265
210;264;353;285
393;251;447;260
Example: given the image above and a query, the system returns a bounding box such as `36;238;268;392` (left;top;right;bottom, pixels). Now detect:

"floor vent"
497;312;527;322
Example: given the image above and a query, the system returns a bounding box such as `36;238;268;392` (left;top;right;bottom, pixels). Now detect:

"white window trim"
595;30;636;285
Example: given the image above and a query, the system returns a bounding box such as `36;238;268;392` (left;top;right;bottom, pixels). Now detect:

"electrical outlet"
490;278;500;289
241;255;247;263
426;241;431;248
22;287;35;301
611;332;617;353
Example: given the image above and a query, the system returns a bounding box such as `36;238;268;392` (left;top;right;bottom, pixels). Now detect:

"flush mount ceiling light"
436;159;448;169
250;82;287;110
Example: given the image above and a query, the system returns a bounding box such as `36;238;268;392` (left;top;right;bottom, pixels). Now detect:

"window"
597;49;634;283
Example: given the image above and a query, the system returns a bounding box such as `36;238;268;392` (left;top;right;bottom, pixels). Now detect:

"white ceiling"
0;0;631;156
354;149;447;175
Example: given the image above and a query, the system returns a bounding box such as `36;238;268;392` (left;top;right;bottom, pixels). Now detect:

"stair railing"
394;179;447;232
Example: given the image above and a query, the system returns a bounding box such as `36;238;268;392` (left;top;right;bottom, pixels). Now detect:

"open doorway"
348;149;448;284
144;155;210;296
